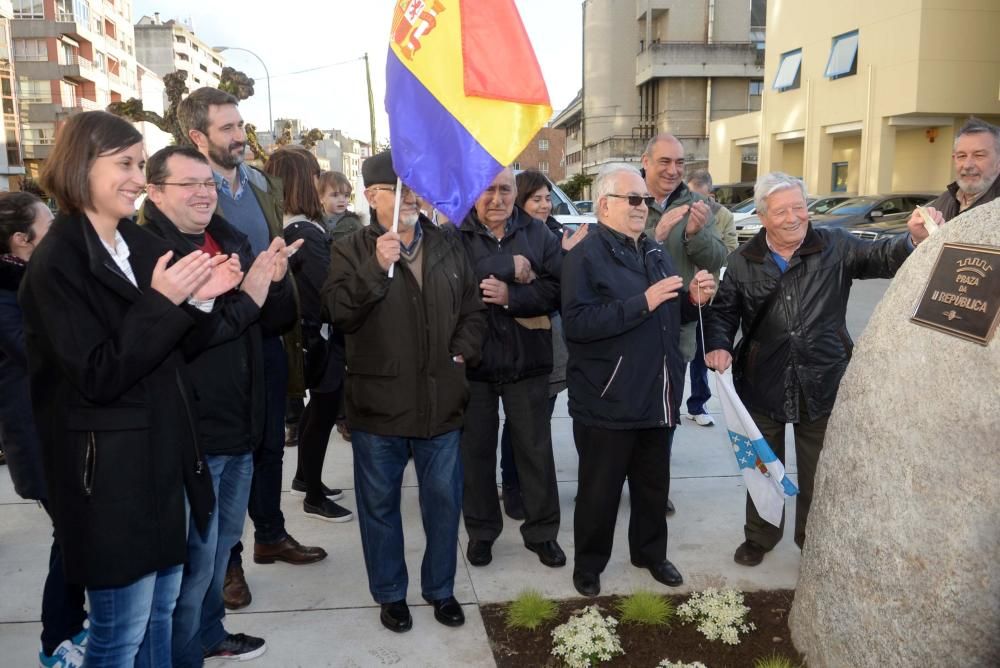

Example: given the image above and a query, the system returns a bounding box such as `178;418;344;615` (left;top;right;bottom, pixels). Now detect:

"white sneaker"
39;640;85;668
686;413;715;427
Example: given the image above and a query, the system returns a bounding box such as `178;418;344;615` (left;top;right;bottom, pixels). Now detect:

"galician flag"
714;370;798;527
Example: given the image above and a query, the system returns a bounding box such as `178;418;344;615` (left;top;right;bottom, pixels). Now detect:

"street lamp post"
213;45;273;137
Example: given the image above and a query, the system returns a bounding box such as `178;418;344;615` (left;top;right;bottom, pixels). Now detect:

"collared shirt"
477;215;512;242
599;222;644;261
100;230;137;286
213;163;250;201
765;234;803;274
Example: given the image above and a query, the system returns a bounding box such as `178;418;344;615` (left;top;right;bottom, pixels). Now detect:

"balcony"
22;140;55;160
60;54;98;83
636;42;765;85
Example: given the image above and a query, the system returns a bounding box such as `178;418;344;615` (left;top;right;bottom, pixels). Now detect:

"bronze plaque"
911;243;1000;346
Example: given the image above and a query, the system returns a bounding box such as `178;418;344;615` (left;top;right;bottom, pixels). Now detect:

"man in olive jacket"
704;172;930;567
322;151;485;633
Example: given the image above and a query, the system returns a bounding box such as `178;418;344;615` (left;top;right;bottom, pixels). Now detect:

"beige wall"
709;0;1000;195
583;0;641;145
781;140;805;179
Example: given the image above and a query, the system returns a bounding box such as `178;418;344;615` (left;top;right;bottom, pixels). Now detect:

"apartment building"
553;0;765;181
512;126;566;183
708;0;1000;196
12;0;140;177
134;13;222;92
0;1;24;190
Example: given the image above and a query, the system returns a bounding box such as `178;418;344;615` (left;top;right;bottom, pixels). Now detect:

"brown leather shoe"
253;535;327;565
223;563;251;610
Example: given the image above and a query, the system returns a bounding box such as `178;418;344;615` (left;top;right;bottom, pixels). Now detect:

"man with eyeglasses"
641;133;727;514
562;162;715;597
140;145;302;664
453;167;566;572
322;150;485;633
177;88;327;614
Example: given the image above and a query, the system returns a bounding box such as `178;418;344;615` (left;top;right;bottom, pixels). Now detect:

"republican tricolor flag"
385;0;552;222
714;370;798;527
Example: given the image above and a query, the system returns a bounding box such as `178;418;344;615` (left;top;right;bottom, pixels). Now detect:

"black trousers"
460;375;560;543
745;406;828;550
573;421;674;575
295;387;344;504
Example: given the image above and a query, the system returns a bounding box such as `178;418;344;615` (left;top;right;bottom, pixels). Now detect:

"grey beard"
398;212;419;228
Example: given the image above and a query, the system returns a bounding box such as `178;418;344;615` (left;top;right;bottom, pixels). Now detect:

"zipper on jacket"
600;356;624;398
175;370;205;475
662;357;674;427
82;432;96;496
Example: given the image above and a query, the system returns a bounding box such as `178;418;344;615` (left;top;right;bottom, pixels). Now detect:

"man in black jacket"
322;151;485;633
906;117;1000;229
704;172;930;567
454;168;566;570
142;146;299;664
562;163;715;597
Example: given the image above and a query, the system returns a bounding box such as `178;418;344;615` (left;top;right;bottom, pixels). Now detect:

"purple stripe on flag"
385;49;503;223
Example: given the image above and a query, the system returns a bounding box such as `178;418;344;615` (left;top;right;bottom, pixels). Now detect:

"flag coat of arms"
714;370;798;527
385;0;552;222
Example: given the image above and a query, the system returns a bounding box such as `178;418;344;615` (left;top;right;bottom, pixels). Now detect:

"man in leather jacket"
704;172;932;566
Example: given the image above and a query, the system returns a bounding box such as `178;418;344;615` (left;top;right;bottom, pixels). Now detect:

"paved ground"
0;280;890;667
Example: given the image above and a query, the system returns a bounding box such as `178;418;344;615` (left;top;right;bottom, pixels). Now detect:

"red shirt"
198;231;222;257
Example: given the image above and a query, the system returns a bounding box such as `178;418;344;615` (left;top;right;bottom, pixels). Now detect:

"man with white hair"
322;150;486;632
562;163;715;596
908;116;1000;230
704;172;932;566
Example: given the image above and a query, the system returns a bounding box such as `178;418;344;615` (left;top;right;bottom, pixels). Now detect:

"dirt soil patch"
481;589;803;667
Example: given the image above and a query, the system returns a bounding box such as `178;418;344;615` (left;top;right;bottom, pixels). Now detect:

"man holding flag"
704;172;930;566
322;151;485;632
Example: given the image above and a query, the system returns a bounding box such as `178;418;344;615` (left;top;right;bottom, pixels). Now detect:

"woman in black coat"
18;111;237;667
0;192;89;664
265;148;353;523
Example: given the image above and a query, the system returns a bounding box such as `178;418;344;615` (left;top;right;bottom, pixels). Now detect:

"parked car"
713;182;755;209
811;194;936;239
730;197;759;222
573;200;593;213
807;194;853;216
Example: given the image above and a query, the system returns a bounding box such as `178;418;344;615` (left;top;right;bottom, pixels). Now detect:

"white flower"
657;660;708;668
676;588;756;646
550;605;625;667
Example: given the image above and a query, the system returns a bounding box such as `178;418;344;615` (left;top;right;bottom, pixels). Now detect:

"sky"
133;0;583;143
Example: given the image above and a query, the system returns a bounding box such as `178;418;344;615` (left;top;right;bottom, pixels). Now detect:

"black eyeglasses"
606;193;655;207
368;185;415;197
153;181;217;193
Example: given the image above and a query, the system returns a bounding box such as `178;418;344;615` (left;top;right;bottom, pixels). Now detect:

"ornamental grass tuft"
504;589;558;631
753;653;800;668
615;589;675;626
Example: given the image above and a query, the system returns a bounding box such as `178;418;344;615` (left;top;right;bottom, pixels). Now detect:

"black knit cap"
362;150;397;187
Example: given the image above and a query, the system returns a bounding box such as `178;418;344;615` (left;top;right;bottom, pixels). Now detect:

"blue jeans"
352;429;462;604
85;565;183;668
686;332;711;415
172;453;253;667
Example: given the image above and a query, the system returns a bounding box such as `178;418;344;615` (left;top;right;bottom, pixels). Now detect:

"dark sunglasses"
607;193;655;207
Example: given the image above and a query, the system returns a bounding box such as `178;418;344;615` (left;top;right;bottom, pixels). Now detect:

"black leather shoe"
632;559;683;587
665;498;676;516
734;540;767;566
525;540;567;567
572;570;600;597
466;539;493;567
380;600;412;633
429;596;465;627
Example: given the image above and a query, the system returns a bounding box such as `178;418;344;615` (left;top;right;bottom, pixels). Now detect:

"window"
511;162;520;170
104;19;116;40
825;30;858;79
175;35;187;44
14;39;48;62
749;80;764;96
538;138;549;152
538;161;549;174
199;63;208;72
18;78;52;103
831;162;848;192
22;123;56;145
13;0;44;19
773;49;802;91
176;52;190;61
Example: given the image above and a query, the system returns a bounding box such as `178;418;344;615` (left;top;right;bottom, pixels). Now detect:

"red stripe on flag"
459;0;549;106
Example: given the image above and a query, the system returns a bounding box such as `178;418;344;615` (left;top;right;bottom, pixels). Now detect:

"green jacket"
644;181;727;362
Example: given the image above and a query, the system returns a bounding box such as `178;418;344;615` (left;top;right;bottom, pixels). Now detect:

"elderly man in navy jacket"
562;163;715;597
